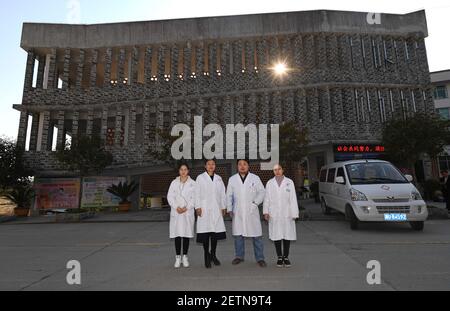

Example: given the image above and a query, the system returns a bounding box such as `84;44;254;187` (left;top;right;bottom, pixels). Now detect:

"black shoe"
283;257;291;268
232;258;244;265
211;253;221;266
258;260;267;268
204;253;212;269
276;257;284;268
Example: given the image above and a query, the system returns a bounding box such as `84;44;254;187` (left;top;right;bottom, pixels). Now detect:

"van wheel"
346;205;359;230
409;221;424;231
321;198;331;215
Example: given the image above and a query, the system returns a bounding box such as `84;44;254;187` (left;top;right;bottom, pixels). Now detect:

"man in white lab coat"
227;159;267;267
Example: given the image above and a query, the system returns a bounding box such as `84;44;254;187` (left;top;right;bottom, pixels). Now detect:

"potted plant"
6;186;35;217
106;181;139;212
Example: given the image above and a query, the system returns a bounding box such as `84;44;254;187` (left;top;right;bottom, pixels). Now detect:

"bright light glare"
273;62;288;75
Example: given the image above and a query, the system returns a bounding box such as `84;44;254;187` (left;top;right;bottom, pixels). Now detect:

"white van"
319;160;428;231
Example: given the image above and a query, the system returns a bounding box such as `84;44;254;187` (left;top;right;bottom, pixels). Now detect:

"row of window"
319;167;347;184
434;85;449;100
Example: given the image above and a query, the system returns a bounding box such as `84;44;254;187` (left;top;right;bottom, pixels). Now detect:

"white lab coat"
195;172;227;234
263;177;299;241
167;176;196;238
226;173;265;237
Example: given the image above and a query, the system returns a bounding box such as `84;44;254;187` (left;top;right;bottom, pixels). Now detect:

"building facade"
431;69;450;174
14;9;434;200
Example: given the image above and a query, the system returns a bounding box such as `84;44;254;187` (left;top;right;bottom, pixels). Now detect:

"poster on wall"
34;178;81;210
81;176;127;208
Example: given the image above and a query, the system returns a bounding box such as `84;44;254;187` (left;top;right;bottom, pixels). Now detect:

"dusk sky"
1;0;450;139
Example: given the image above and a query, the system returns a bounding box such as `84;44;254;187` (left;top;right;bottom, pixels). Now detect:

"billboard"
34;178;81;210
80;176;127;208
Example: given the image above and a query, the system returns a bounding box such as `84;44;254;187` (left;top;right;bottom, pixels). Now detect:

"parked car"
319;160;428;231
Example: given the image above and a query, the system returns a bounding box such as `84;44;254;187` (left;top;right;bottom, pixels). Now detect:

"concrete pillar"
170;100;178;128
16;111;29;150
130;47;139;84
100;108;108;142
285;90;295;123
196;42;204;75
123;108;130;146
46;49;57;89
183;100;192;126
75;49;85;88
90;49;98;88
104;48;112;87
28;113;40;151
62;49;71;89
23;50;35;91
36;55;46;89
71;111;79;142
114;106;123;146
118;48;126;84
297;88;308;127
247;94;257;124
143;103;150;145
157;46;165;79
156;102;164;143
37;111;50;151
86;109;94;137
210;97;219;124
128;103;137;145
145;47;153;84
56;110;65;150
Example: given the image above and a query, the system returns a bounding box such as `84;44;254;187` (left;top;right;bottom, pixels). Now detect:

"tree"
0;136;34;193
278;121;309;177
147;128;193;171
381;113;450;181
55;135;113;177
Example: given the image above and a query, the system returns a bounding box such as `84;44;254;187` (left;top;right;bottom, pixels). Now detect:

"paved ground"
1;216;449;291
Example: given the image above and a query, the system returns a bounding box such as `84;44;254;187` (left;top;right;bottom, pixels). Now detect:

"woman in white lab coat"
195;159;227;269
167;163;196;269
263;164;299;268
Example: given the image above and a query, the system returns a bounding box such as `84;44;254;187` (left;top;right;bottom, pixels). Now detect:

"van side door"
334;167;348;213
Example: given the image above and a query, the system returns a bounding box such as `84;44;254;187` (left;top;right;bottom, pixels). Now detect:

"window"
319;169;328;182
436;108;450;120
434;86;448;100
327;168;336;183
336;167;346;184
345;162;408;185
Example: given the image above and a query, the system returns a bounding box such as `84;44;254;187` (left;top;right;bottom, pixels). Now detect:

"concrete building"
431;69;450;174
14;9;435;206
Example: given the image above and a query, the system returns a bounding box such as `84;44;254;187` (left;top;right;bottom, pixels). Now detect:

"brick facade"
14;10;434;187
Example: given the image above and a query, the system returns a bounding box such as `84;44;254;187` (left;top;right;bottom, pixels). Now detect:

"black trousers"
274;239;291;258
175;237;190;256
202;235;218;256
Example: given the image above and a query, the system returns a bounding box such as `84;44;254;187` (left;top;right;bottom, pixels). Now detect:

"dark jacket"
440;176;450;196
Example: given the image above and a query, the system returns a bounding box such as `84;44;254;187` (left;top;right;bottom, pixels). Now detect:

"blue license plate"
384;213;407;221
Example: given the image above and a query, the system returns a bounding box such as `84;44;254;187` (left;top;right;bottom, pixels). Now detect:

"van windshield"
345;162;408;185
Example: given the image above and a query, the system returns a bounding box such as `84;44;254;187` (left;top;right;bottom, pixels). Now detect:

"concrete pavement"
1;218;449;291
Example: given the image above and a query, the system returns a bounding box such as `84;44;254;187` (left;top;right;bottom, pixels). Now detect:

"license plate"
384;213;407;221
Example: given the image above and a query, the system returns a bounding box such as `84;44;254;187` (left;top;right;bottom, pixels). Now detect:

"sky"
1;0;450;139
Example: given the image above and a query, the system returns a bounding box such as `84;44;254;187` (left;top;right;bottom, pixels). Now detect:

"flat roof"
430;69;450;84
21;9;428;50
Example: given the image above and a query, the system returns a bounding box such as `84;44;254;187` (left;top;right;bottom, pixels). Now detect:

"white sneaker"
174;255;182;268
182;255;190;268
